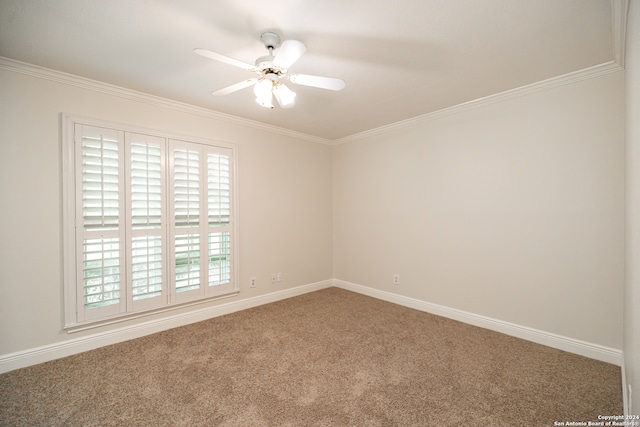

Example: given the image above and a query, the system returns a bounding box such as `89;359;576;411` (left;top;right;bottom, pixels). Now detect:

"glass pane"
208;232;230;286
83;237;120;308
131;235;163;300
175;233;200;292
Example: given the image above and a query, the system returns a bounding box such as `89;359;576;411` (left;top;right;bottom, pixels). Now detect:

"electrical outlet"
277;272;283;282
271;274;277;284
393;274;400;285
250;277;256;288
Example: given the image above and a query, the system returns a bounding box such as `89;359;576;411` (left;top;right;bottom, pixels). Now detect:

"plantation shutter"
170;140;206;303
126;133;167;311
64;115;238;328
169;141;236;302
75;124;126;321
206;148;234;294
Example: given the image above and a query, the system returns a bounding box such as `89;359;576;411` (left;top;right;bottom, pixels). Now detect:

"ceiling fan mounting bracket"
260;32;280;50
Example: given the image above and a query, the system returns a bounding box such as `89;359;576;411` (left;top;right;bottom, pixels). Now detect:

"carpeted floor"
0;287;622;426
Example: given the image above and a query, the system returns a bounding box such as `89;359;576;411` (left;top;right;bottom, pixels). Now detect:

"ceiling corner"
612;0;630;67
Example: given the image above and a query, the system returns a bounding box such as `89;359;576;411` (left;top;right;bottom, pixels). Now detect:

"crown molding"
333;60;623;145
0;56;333;146
334;0;629;145
612;0;629;68
1;0;628;148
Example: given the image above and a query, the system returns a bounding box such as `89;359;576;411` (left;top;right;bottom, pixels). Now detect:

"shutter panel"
170;140;206;302
76;124;126;321
205;148;234;294
126;133;167;311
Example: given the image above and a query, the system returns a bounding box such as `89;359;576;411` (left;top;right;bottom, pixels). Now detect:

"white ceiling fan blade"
212;78;258;96
273;84;296;108
272;40;307;69
194;48;257;72
288;74;346;91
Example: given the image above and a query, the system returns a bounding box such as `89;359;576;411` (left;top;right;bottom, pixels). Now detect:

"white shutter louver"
208;154;230;227
174;149;200;228
82;135;119;231
131;143;162;229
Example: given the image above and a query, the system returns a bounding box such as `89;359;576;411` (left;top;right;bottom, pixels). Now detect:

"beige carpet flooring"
0;287;622;426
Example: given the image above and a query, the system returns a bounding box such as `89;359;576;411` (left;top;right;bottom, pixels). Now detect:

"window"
62;115;238;328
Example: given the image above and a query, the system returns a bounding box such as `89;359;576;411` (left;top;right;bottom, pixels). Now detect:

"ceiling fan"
194;32;345;109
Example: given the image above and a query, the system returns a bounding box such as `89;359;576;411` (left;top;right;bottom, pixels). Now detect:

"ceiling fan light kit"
195;31;345;109
253;78;277;108
273;83;296;108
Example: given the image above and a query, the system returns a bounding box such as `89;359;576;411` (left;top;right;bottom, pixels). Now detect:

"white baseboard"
333;279;623;366
1;279;622;374
622;362;630;415
0;280;332;374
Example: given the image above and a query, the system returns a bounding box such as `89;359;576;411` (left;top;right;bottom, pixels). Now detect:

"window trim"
61;114;239;331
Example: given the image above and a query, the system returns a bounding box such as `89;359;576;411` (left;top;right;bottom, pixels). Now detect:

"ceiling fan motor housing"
255;55;277;71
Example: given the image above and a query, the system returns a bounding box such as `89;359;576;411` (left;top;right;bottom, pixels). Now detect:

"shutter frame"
63;115;239;329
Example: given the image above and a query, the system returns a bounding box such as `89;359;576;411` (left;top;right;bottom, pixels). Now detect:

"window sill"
64;290;240;333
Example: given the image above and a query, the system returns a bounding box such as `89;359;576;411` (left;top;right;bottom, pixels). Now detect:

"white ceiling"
0;0;621;140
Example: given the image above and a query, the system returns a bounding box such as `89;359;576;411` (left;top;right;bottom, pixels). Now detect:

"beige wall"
0;68;333;355
625;0;640;414
333;71;625;349
0;59;627;372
